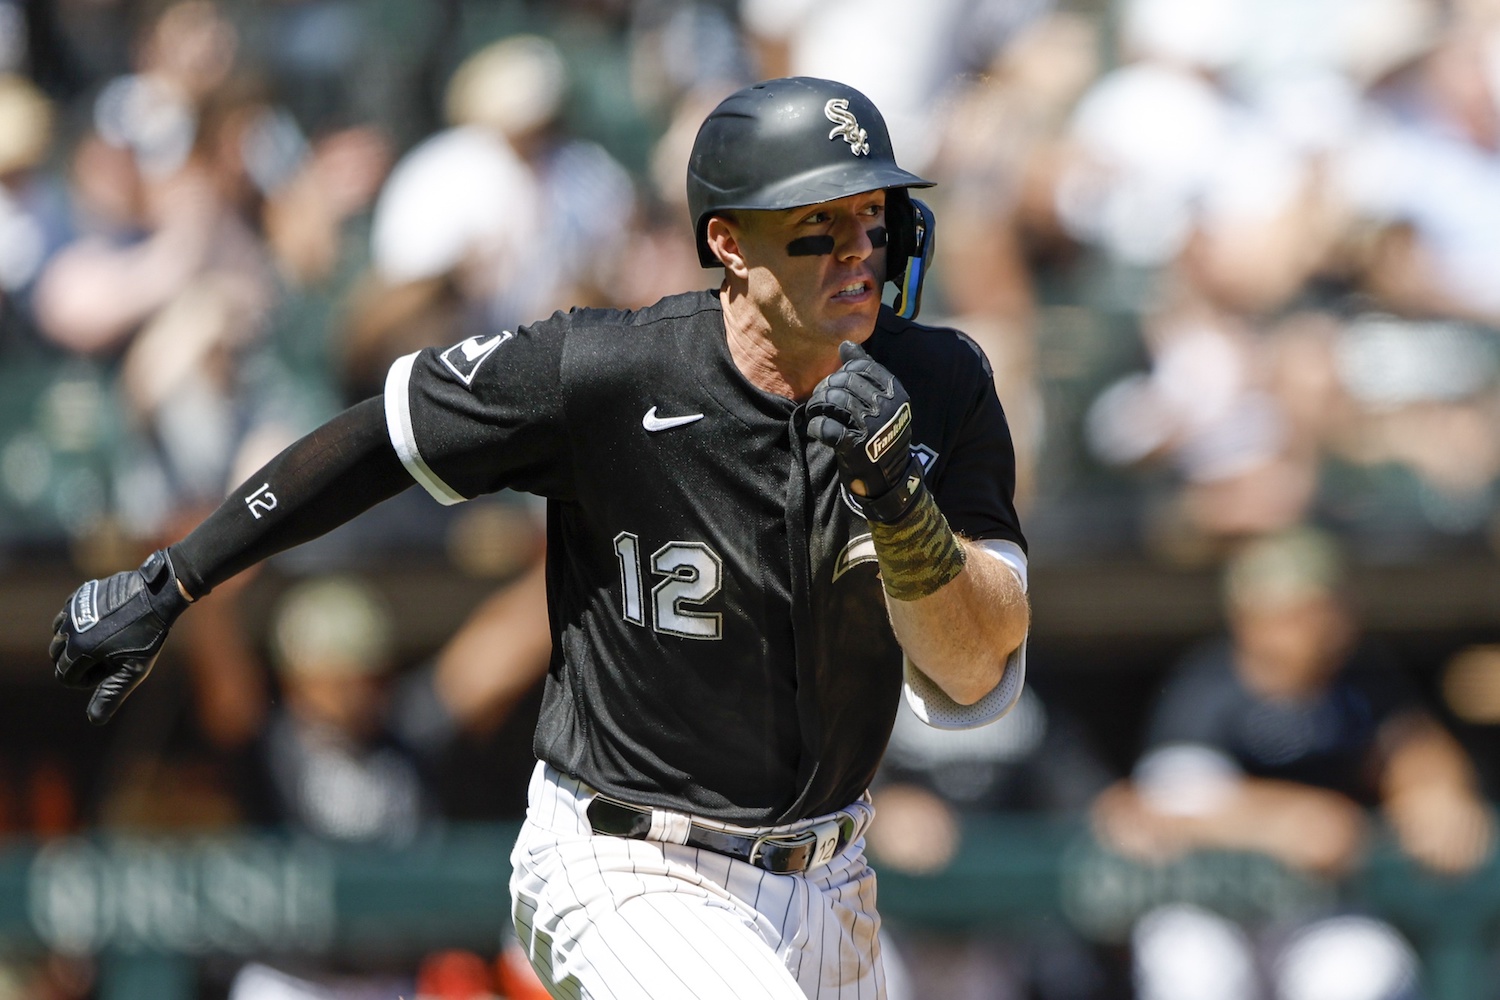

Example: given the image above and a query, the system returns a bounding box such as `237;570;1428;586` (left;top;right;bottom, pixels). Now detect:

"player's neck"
720;285;844;402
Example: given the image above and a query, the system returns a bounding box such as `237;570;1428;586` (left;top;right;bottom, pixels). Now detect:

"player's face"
731;190;888;347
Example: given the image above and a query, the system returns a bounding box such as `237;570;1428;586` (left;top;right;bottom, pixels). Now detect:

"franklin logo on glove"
867;403;911;463
71;582;100;632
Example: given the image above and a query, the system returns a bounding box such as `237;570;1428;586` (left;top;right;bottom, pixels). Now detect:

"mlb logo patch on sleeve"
440;331;514;386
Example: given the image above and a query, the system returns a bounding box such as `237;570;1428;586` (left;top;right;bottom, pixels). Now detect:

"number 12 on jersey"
613;532;724;640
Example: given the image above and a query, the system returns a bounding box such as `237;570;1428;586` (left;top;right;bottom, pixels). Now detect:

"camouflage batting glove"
806;340;926;523
49;549;192;725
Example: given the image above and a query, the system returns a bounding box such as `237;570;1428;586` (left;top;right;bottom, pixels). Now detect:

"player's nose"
832;213;874;263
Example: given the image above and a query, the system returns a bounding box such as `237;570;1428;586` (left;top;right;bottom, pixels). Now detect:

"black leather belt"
586;794;856;875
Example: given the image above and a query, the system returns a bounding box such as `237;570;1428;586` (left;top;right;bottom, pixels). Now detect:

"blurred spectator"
256;575;433;844
249;0;372;136
1092;526;1494;1000
1084;279;1500;559
447;34;637;322
1058;0;1500;560
0;72;64;351
1057;0;1358;557
405;554;552;748
741;0;1051;172
627;0;753;116
16;0;396;548
28;3;281;533
245;554;547;842
608;84;729;308
1338;12;1500;326
370;33;636;335
1053;0;1423;280
367;63;538;315
214;554;552;1000
254;114;393;431
870;687;1118;1000
920;10;1104;514
926;11;1100;322
1084;287;1324;557
1318;312;1500;546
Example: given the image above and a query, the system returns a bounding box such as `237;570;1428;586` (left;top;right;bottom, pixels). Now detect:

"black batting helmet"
687;77;934;281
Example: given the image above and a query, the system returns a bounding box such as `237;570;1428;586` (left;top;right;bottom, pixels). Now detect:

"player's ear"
705;214;749;278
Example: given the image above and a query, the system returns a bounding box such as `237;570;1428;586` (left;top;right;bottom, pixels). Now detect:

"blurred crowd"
5;0;1500;998
5;0;1500;566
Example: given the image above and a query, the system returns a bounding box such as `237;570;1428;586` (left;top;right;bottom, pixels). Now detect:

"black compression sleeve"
168;396;412;596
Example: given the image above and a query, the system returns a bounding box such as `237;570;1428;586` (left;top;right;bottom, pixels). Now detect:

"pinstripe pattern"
511;763;886;1000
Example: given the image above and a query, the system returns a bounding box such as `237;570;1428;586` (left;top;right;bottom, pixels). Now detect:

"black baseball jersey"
385;289;1025;824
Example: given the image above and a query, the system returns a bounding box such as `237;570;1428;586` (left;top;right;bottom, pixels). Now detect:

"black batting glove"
49;549;192;725
806;340;926;523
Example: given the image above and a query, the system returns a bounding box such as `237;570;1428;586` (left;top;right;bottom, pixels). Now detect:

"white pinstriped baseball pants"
509;762;887;1000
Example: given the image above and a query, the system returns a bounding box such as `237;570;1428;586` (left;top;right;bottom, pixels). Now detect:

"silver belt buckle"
750;818;844;874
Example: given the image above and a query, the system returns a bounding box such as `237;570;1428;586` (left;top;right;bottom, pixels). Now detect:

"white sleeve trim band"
977;537;1027;592
384;352;468;506
902;538;1029;730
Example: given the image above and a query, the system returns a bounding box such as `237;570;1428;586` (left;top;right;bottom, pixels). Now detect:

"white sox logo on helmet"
824;99;869;156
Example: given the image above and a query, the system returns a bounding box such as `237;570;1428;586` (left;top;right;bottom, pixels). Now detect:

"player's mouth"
831;278;874;302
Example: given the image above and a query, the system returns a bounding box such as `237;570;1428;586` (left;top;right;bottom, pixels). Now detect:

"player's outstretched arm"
807;341;1028;705
49;396;412;724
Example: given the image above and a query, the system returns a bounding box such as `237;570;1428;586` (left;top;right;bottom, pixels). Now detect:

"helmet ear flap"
889;198;934;319
884;188;917;282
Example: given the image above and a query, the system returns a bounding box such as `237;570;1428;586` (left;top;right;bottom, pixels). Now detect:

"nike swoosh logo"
643;406;704;432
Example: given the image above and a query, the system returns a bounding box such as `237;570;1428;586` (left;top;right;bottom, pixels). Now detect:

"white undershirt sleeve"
903;538;1028;730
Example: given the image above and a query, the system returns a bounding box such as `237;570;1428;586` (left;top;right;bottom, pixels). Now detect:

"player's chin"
822;298;880;341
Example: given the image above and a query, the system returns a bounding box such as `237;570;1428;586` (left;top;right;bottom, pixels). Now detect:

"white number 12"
613;532;723;640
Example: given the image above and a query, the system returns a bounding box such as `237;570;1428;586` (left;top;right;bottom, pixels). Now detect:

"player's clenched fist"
806;340;926;523
49;549;191;725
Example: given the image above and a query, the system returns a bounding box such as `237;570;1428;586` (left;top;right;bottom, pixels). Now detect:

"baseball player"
50;77;1030;999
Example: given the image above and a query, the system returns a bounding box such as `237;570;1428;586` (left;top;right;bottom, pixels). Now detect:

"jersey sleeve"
929;332;1027;550
383;314;574;503
897;330;1030;728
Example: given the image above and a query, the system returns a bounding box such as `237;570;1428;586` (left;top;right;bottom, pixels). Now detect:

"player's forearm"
170;396;411;596
884;538;1029;705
